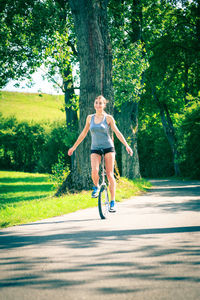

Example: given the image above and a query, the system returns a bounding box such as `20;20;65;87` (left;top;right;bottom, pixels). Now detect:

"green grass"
0;91;65;122
0;171;151;228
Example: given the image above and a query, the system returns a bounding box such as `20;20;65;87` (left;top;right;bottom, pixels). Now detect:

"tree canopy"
0;0;199;181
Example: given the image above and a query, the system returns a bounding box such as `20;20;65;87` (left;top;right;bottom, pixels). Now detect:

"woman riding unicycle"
68;95;133;213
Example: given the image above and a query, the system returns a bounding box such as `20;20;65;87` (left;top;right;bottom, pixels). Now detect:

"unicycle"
98;152;110;219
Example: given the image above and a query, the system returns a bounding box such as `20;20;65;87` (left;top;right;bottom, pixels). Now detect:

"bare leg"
104;152;116;200
91;154;101;186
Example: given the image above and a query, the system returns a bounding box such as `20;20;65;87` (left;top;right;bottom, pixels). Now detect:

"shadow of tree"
0;179;200;296
0;225;199;293
149;186;200;198
0;174;54;205
0;177;50;184
1;226;200;250
157;199;200;212
0;184;53;194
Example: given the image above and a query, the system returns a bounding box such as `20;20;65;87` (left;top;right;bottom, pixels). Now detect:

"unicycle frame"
98;152;110;219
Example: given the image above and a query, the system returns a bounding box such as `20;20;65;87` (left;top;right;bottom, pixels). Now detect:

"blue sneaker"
91;186;100;198
109;200;116;213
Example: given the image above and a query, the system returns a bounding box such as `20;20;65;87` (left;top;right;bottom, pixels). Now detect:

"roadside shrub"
49;152;70;188
0;115;77;173
0;116;46;172
0;115;17;170
36;120;77;173
138;116;174;178
179;102;200;178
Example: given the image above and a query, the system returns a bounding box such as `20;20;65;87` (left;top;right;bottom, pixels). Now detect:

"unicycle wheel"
98;185;109;219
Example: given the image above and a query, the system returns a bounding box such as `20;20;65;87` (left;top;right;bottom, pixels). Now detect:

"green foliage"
134;0;200;178
36;120;76;173
0;0;77;95
109;0;148;108
138;112;174;178
112;42;148;109
179;101;200;178
42;23;78;95
143;0;200;110
138;97;200;179
0;0;68;86
0;115;46;171
0;114;77;173
1;0;199;181
49;152;70;189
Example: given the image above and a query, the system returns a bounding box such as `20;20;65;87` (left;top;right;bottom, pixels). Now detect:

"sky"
1;67;64;95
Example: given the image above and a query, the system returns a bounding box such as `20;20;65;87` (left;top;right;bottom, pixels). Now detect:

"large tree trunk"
115;99;141;179
117;101;141;178
152;88;181;176
56;0;114;195
114;0;142;179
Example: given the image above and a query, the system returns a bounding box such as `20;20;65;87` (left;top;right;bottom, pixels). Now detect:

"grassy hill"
0;91;65;122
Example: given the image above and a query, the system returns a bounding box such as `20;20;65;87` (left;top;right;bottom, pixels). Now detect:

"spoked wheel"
98;185;109;219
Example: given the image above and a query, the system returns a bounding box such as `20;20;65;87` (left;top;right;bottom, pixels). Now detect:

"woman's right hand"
126;145;133;156
68;147;75;156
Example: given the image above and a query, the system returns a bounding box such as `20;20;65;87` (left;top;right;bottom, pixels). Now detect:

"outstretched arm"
68;115;91;156
108;116;133;156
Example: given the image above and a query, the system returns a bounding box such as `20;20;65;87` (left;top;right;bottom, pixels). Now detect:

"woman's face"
94;98;105;112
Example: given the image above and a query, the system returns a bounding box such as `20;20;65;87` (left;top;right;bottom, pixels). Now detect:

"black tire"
98;185;109;219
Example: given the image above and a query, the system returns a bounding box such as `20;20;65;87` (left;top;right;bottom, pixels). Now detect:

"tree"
56;0;114;194
0;0;58;87
0;0;78;128
42;26;79;128
179;101;200;178
108;0;147;179
142;0;200;176
112;42;146;178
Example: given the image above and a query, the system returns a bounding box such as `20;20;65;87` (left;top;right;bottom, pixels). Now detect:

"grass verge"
0;170;151;228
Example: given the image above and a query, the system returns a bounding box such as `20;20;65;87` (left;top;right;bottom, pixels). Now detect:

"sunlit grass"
0;91;65;122
116;177;151;200
0;171;151;228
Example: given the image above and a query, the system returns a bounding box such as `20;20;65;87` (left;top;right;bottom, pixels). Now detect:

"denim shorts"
91;147;115;156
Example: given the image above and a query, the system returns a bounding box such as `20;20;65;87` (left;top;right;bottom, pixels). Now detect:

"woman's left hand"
126;145;133;156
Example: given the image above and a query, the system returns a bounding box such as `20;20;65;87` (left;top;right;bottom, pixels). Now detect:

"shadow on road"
142;179;200;212
0;224;200;291
1;226;200;250
0;179;200;295
149;179;200;198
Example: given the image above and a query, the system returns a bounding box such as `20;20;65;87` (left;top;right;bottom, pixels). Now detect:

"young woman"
68;95;133;212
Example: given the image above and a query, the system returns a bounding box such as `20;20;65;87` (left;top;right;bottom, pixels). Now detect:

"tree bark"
56;0;114;195
152;88;181;176
117;101;141;178
114;0;142;179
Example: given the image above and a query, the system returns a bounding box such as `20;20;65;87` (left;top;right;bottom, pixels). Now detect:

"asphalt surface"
0;179;200;300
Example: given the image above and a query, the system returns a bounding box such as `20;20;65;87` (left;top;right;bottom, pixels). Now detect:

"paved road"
0;179;200;300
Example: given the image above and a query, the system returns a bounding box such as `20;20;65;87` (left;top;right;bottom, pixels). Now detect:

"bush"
179;102;200;178
35;121;76;173
138;116;174;178
0;116;46;172
138;100;200;179
49;152;70;188
0;114;77;173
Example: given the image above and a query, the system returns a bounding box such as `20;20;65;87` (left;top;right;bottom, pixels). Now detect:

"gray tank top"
90;114;114;150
